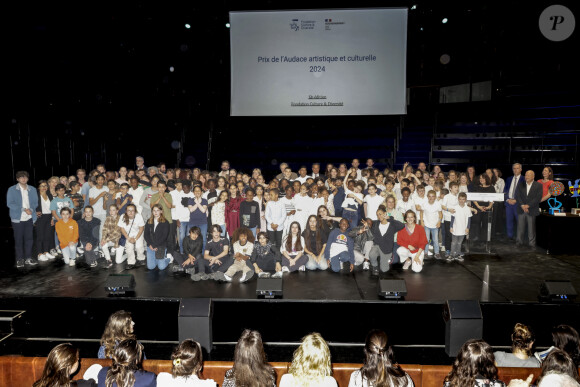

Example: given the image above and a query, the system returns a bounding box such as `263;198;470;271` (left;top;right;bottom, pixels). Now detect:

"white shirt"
379;222;390;236
265;200;287;232
494;177;505;194
396;198;415;216
40;194;52;214
280;374;338;387
412;193;428;213
171;190;194;222
117;214;145;239
526;182;533;195
296;175;311;184
18;185;32;222
280;235;305;254
89;186;108;216
156;373;216;387
348;370;414;387
442;193;459;222
342;188;363;209
128;186;144;213
422;201;442;228
451;204;472;236
364;194;384;220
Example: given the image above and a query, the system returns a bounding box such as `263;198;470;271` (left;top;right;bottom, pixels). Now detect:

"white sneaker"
45;252;55;259
272;271;283;278
77;247;84;254
363;261;370;270
69;259;76;267
56;247;62;254
167;253;174;263
299;265;306;272
258;271;270;278
223;273;232;282
403;259;412;270
38;254;48;262
241;271;254;282
281;266;290;273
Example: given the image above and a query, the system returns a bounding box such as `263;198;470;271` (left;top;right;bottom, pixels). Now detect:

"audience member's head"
288;332;332;385
33;343;79;387
553;325;580;367
171;339;203;378
445;339;499;387
538;373;580;387
230;329;275;387
100;310;136;359
360;329;407;386
106;339;144;387
540;348;579;383
511;323;535;356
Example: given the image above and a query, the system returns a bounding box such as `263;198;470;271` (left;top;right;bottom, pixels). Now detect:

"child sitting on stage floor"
251;232;283;278
222;227;255;283
325;218;355;273
192;225;231;281
172;226;203;274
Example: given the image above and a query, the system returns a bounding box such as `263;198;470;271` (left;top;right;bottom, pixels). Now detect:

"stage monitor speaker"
378;279;407;299
104;274;135;295
539;280;577;303
443;300;483;357
178;298;213;353
256;278;283;299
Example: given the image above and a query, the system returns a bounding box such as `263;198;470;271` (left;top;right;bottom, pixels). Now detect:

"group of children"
15;158;484;277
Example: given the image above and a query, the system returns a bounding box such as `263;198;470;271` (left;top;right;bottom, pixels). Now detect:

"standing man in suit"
515;170;543;247
503;163;525;240
311;163;325;181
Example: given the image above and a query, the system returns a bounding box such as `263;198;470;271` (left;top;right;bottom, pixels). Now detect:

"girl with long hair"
117;203;146;269
280;332;337;387
254;185;267;232
36;180;56;262
281;221;307;273
225;184;244;237
349;329;413;387
156;339;216;386
469;174;495;244
144;204;171;270
100;204;123;268
223;330;276;387
304;215;329;271
444;339;505;387
98;310;138;359
34;343;95;387
211;190;229;238
97;339;155;387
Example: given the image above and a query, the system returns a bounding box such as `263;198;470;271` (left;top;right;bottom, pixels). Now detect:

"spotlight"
442;18;448;24
185;23;191;29
225;23;231;28
169;66;175;72
411;5;417;10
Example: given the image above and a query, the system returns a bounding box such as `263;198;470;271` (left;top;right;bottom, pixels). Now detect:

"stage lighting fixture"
411;5;417;10
539;280;577;303
225;23;231;28
256;277;283;299
378;279;407;300
442;18;448;24
185;23;191;29
104;274;135;296
169;66;175;72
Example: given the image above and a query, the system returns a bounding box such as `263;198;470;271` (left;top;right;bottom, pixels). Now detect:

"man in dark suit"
503;163;525;240
515;170;543;247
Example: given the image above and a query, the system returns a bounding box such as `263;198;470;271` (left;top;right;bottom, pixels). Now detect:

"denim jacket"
6;184;38;223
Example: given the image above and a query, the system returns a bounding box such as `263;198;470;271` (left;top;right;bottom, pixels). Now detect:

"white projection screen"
230;8;408;116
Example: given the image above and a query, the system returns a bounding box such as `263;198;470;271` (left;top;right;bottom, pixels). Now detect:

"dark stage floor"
1;240;579;303
1;236;580;363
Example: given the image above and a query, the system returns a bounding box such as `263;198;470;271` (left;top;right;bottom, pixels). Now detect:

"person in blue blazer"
503;163;526;240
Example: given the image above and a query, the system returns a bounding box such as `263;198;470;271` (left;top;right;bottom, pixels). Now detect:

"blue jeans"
305;253;329;271
146;246;170;270
342;208;358;230
249;227;257;238
505;201;518;239
425;226;440;254
329;251;351;272
178;221;190;253
392;242;401;264
189;223;208;254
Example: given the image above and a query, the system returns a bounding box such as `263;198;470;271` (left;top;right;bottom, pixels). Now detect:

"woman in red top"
396;210;428;273
225;184;244;237
537;167;554;211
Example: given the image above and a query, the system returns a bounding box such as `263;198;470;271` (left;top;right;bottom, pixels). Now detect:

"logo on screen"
290;19;299;31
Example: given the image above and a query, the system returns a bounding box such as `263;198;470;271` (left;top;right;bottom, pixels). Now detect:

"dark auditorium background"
5;0;580;193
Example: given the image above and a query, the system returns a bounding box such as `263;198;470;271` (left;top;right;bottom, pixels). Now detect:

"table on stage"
536;213;580;255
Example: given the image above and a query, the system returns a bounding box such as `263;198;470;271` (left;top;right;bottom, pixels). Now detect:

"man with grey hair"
276;162;297;180
135;156;146;171
147;166;159;178
503;162;525;240
515;170;542;247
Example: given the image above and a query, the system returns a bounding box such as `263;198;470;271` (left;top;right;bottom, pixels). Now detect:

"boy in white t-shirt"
420;190;443;259
412;184;428;214
448;192;473;262
363;184;384;221
396;187;415;217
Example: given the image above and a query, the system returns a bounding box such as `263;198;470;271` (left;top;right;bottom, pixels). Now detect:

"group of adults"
7;156;553;271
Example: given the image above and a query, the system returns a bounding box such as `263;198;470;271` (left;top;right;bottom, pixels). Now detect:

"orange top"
55;219;79;248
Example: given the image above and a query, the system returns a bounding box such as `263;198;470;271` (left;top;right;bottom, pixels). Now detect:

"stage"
1;238;580;364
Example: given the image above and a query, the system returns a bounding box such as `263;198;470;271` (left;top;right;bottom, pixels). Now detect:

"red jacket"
396;224;428;254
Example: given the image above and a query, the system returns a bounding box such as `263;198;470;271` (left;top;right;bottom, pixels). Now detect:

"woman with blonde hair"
34;343;96;387
280;332;337;387
157;339;216;386
222;329;276;387
349;330;413;387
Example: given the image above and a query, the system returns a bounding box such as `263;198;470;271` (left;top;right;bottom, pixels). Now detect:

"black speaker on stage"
256;278;283;299
540;280;577;303
178;298;213;353
443;300;483;356
104;274;135;295
378;279;407;299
